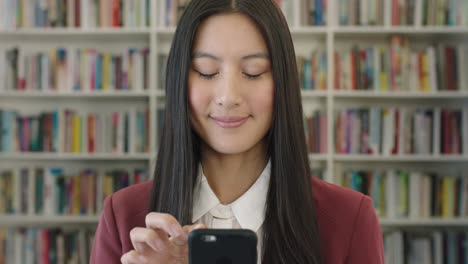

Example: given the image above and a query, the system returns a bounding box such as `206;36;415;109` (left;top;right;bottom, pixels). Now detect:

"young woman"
90;0;384;263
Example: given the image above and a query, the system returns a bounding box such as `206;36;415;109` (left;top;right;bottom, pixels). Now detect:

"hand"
121;212;206;264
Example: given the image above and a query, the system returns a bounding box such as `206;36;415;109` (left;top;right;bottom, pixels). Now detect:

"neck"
200;140;268;205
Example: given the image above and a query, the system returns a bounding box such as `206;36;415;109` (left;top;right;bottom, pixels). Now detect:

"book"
0;0;149;29
0;107;150;154
304;109;327;154
0;167;148;216
341;168;468;218
0;227;95;263
338;0;468;26
0;47;150;93
335;37;468;92
335;106;465;156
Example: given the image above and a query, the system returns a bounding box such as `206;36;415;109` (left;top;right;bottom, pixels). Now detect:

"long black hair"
148;0;322;263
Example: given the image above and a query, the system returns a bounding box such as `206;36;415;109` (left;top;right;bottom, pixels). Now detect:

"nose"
214;70;242;109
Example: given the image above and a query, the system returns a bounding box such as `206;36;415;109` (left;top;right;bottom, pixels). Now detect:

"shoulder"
311;176;367;220
110;180;154;222
91;180;155;261
311;177;384;263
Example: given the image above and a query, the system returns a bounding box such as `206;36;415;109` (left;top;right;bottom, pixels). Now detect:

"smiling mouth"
210;116;249;128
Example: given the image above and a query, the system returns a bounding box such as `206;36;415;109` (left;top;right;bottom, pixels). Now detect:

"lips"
211;116;249;128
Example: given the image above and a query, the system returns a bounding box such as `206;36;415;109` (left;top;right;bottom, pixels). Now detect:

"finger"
177;224;207;256
166;230;188;258
121;250;147;264
186;223;207;233
145;212;185;239
166;224;206;258
129;227;168;253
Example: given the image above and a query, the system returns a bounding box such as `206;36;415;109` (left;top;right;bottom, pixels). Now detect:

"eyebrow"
192;51;270;61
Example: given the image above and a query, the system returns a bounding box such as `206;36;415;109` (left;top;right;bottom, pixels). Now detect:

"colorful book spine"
342;169;468;219
0;107;150;154
0;47;150;92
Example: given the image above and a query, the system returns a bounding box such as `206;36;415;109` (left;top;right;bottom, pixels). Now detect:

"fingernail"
171;224;182;237
138;255;147;262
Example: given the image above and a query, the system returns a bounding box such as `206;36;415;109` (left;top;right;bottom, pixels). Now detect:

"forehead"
192;12;269;58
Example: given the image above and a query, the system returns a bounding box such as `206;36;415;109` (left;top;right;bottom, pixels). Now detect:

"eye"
196;71;218;80
243;73;263;79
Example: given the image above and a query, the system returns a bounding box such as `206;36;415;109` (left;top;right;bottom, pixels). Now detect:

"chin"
208;140;258;155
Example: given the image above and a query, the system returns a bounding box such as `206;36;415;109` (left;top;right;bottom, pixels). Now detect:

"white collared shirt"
192;160;271;264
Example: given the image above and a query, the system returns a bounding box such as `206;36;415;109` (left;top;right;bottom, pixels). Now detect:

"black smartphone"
188;229;257;264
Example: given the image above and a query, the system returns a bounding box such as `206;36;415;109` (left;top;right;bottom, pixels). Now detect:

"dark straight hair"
148;0;322;263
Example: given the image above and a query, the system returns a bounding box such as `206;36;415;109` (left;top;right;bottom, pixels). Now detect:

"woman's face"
188;12;274;155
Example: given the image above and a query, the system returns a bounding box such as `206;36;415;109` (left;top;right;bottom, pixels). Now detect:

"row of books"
400;0;468;26
0;108;150;154
335;107;468;155
0;167;148;216
0;0;150;29
304;110;327;153
334;36;468;92
158;0;191;27
157;0;326;28
2;227;466;264
341;169;468;218
0;227;94;264
338;0;386;26
338;0;468;26
384;230;468;264
0;47;150;93
297;52;327;91
299;0;327;26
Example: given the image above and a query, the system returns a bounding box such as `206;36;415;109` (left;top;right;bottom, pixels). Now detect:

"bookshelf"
1;0;468;262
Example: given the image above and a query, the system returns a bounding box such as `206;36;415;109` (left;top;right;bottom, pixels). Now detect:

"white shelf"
289;26;328;34
156;26;328;36
0;28;151;36
4;26;468;35
333;26;468;35
301;90;328;97
332;90;468;99
0;152;152;161
155;90;328;98
0;215;100;226
380;218;468;227
157;25;468;35
309;154;328;161
156;27;176;33
3;26;467;36
0;91;151;98
155;90;165;97
334;154;468;162
6;90;467;99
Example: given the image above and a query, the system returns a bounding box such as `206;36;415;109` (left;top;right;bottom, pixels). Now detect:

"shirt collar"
192;159;271;232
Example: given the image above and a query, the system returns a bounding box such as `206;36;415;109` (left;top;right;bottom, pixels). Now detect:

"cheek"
250;83;274;118
188;78;213;127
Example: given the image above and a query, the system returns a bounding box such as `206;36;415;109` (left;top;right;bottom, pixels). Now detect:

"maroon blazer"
90;177;385;263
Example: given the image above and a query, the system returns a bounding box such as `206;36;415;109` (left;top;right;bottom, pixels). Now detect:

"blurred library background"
0;0;468;263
